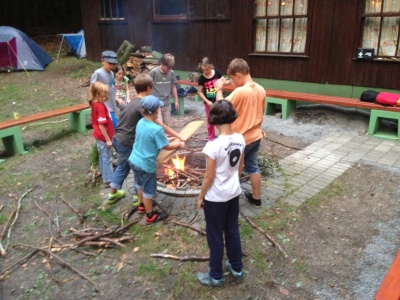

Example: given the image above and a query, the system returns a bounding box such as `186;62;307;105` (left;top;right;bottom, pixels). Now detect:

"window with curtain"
362;0;400;58
99;0;124;21
153;0;231;21
253;0;308;54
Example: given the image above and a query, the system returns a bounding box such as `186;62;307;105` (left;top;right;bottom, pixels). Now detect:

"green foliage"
89;142;99;166
0;213;8;225
137;261;173;280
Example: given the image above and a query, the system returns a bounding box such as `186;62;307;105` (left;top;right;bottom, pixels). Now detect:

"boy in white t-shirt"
197;100;246;287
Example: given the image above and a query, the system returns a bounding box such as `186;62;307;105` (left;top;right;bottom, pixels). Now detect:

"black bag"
360;90;380;102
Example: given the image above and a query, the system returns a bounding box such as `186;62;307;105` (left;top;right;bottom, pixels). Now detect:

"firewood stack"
125;49;162;77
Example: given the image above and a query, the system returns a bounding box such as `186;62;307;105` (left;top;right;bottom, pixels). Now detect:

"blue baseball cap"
101;50;118;64
141;95;164;115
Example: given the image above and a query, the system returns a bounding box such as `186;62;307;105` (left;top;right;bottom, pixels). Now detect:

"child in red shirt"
90;82;115;186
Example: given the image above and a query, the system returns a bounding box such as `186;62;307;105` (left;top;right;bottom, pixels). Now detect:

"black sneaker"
146;211;168;224
244;191;262;207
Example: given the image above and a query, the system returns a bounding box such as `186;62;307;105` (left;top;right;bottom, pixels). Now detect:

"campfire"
157;151;206;197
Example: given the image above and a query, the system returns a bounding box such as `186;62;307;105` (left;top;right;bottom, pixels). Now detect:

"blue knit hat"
141;95;164;115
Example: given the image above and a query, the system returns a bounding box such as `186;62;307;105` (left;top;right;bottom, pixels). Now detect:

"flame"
166;155;186;176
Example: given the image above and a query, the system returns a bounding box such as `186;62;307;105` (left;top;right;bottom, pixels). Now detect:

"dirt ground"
0;55;399;300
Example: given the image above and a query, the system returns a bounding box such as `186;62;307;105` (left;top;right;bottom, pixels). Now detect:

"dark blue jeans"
110;138;132;190
203;196;243;280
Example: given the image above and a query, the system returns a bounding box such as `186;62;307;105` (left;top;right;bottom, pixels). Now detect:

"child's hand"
179;141;185;148
197;197;204;209
179;134;188;142
106;140;112;148
214;77;226;89
175;101;179;110
116;98;125;106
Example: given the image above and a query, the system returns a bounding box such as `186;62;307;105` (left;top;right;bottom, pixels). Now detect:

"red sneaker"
138;204;146;214
146;211;168;224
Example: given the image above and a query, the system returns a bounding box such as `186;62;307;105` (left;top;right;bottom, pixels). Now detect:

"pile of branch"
67;219;139;249
157;164;204;188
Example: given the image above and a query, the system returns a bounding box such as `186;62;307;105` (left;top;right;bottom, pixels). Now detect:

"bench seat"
0;103;91;157
264;90;400;140
177;79;400;140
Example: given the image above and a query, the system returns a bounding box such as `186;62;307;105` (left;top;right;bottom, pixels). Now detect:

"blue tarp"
57;29;86;60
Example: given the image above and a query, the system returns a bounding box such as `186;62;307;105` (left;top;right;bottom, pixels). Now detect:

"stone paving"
101;132;400;225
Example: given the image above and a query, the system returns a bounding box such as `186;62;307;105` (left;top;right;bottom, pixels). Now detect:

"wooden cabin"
80;0;400;94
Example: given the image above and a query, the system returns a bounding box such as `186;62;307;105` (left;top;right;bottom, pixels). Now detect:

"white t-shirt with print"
202;133;245;202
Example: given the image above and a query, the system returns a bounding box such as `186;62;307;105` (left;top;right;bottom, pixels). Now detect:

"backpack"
375;92;400;106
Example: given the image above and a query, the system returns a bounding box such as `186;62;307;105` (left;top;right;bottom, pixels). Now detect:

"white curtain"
363;0;400;57
254;0;307;53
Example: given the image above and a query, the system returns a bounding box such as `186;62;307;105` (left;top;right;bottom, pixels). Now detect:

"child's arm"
163;139;185;151
88;83;93;100
197;86;213;107
197;156;216;209
238;151;245;178
172;84;179;110
214;77;227;100
154;118;188;141
125;81;130;103
99;124;112;148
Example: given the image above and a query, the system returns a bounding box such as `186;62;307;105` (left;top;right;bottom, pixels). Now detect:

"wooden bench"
0;103;91;157
264;90;400;140
178;79;400;140
375;251;400;300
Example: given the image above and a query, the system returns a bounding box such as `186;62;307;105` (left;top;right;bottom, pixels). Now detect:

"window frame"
99;0;125;21
360;0;400;60
152;0;231;22
252;0;310;57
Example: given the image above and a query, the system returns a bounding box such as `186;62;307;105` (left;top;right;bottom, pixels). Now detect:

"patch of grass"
137;261;173;280
293;259;308;273
174;226;194;244
171;266;197;298
302;182;344;212
0;213;8;225
89;142;99;166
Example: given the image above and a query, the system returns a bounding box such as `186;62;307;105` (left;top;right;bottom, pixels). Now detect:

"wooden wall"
81;0;400;90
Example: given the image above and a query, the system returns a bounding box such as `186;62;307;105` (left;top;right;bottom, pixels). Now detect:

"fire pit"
157;151;205;197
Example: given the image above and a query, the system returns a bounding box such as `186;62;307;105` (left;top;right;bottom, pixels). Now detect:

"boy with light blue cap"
128;95;185;224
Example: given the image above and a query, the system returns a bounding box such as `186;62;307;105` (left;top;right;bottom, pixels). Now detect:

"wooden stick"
173;220;206;235
75;218;139;246
3;188;33;252
0;250;38;279
34;201;56;236
60;198;85;224
0;209;17;242
161;164;198;181
14;244;100;293
150;253;209;261
239;210;288;258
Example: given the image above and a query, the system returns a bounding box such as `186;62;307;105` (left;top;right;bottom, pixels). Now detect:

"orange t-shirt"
226;82;266;145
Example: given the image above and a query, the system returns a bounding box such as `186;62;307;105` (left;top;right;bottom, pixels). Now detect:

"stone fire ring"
157;182;200;197
156;151;204;197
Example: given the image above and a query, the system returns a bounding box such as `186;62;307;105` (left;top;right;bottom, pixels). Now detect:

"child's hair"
208;99;238;125
160;53;175;67
89;82;109;106
227;58;250;76
134;73;153;93
197;57;214;70
114;65;125;75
